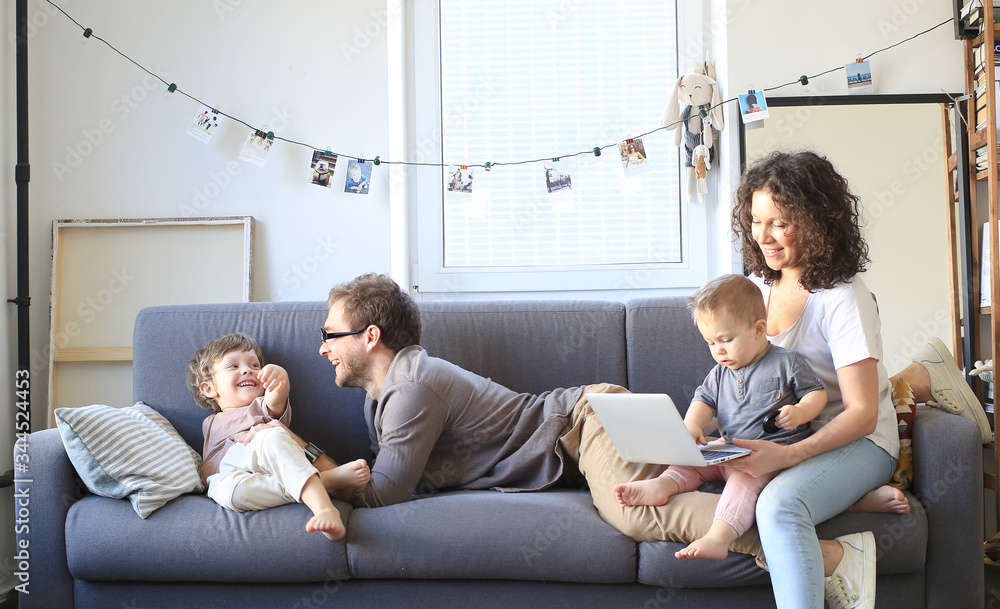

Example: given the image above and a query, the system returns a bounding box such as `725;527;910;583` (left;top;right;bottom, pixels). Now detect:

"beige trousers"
558;383;764;563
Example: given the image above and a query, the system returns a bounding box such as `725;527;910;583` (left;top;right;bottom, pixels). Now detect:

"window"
410;0;707;294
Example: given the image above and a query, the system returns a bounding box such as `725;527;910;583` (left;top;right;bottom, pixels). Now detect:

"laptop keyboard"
700;449;738;461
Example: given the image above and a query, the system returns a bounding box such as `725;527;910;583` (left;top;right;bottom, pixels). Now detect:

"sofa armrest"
16;428;86;609
911;406;983;608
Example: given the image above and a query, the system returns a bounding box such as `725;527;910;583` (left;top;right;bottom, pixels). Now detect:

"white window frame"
406;1;710;296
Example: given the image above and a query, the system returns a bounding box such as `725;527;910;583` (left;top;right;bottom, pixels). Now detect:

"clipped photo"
187;105;221;143
447;166;474;194
345;159;372;194
239;129;274;167
846;60;873;94
739;92;769;123
309;150;338;188
544;160;572;193
619;138;651;177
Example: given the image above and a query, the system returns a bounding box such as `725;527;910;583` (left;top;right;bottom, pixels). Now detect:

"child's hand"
257;364;288;396
684;421;708;446
776;404;808;430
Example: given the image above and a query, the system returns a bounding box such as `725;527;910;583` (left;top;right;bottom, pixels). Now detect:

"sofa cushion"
637;542;770;588
346;490;636;583
419;300;628;395
54;402;204;518
66;495;352;582
624;297;717;412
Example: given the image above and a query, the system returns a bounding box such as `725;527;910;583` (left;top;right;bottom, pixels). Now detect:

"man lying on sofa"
237;271;763;560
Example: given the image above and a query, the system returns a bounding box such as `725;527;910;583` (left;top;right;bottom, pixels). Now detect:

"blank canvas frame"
47;217;254;426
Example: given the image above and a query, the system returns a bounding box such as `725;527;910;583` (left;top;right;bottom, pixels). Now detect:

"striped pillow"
55;402;205;518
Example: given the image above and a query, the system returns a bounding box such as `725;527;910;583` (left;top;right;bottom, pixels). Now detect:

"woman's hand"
728;438;798;478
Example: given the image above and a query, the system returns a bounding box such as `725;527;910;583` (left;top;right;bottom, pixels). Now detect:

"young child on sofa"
188;332;370;540
614;274;827;561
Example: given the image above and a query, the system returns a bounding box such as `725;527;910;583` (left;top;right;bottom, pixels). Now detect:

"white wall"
25;0;392;425
719;0;965;376
717;0;965;258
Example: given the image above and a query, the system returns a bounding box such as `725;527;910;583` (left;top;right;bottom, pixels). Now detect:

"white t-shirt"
751;275;899;458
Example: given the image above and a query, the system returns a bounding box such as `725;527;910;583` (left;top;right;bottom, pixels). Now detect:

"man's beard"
334;351;368;389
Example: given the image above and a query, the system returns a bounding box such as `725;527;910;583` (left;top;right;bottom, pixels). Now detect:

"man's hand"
240;420;288;444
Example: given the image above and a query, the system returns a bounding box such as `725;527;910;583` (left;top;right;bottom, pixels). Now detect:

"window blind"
439;0;681;269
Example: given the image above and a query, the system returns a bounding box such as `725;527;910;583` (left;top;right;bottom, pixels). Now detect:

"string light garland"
43;1;954;171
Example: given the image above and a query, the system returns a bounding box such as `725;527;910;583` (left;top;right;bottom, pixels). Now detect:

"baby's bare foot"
850;485;909;514
674;536;729;561
613;478;676;506
322;459;371;491
306;507;345;541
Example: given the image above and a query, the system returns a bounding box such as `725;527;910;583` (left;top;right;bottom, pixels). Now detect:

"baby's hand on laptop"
684;421;708;445
776;404;808;430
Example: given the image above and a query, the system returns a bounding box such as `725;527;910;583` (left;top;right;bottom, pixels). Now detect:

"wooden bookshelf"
958;0;1000;531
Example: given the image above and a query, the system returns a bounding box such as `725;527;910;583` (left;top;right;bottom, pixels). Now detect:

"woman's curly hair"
732;151;870;292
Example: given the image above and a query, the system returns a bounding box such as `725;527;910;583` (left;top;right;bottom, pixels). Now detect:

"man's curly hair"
732;150;870;292
327;273;421;353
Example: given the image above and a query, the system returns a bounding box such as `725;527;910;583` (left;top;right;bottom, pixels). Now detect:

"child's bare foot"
306;506;346;541
322;459;371;491
614;476;678;506
849;485;909;514
674;536;730;561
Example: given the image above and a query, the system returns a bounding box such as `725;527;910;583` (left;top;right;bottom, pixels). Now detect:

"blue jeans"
756;437;896;608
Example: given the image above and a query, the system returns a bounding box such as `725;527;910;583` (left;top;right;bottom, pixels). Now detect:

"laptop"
585;392;751;467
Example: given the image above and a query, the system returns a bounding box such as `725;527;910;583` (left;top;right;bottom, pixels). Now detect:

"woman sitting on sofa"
728;150;896;608
722;150;990;608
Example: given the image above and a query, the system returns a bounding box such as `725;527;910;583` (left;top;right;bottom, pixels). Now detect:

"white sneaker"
916;338;993;444
824;531;875;609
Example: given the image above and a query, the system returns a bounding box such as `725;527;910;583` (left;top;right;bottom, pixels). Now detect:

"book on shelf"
984;222;992;308
965;0;983;28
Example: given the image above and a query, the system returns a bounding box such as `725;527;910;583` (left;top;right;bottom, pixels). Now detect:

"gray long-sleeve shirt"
350;346;584;508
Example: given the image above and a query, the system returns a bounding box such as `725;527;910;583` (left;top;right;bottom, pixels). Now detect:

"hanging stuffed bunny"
660;63;724;204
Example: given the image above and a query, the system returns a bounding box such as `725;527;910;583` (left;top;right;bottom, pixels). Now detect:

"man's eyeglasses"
320;328;366;342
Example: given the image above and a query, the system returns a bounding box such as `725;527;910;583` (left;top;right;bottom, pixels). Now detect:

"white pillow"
55;402;205;518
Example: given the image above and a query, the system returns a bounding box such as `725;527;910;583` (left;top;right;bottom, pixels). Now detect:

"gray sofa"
18;297;983;608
